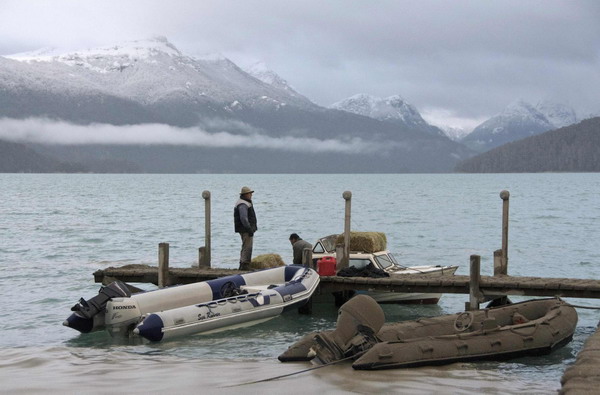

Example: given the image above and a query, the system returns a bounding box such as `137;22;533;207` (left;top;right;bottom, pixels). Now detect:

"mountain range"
0;37;594;173
0;37;473;173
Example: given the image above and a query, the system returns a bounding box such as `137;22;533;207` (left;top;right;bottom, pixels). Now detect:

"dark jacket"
292;238;313;266
234;198;257;234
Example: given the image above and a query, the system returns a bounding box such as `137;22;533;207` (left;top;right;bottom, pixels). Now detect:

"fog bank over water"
0;117;381;154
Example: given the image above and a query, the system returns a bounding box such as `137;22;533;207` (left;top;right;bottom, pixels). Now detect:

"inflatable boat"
64;265;319;338
279;295;577;369
134;266;319;342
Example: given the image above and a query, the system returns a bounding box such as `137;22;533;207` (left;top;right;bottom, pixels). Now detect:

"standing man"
234;186;258;270
289;233;313;267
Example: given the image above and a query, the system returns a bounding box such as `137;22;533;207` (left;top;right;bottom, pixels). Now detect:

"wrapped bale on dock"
336;232;387;253
250;254;286;269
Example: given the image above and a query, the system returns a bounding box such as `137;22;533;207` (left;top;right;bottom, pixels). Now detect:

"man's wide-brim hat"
240;186;254;195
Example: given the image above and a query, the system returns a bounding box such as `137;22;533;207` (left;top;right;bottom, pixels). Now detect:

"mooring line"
566;302;600;310
222;354;361;388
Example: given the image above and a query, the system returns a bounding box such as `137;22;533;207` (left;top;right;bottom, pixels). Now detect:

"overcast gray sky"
1;0;599;130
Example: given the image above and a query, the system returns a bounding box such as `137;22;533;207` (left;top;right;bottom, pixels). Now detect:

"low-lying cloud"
0;117;382;154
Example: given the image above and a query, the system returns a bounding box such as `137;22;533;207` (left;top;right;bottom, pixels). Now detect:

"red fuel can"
317;256;337;276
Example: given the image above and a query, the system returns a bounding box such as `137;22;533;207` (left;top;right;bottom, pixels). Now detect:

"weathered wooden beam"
339;190;352;270
200;190;211;268
467;255;483;310
158;242;170;288
500;190;510;270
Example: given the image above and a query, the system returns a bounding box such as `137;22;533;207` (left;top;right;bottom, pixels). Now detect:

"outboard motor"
312;294;385;364
63;281;131;333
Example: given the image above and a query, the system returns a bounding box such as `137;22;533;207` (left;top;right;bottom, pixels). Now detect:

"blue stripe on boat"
273;281;307;298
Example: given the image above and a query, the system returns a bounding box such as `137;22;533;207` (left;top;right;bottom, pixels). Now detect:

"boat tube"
279;295;577;369
64;265;318;337
134;265;320;342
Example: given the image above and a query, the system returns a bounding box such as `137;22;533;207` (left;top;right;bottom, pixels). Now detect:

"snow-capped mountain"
331;94;447;137
460;99;578;152
3;36;315;115
0;37;474;173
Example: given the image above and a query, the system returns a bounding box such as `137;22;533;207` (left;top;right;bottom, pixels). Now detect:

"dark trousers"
238;232;253;270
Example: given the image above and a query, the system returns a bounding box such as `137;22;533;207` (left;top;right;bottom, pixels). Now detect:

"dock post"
158;242;170;288
500;190;510;271
468;254;482;310
494;249;507;276
340;190;352;270
200;190;211;268
302;247;313;269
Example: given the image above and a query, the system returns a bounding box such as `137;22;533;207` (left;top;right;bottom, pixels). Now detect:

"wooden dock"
93;264;600;300
94;262;600;393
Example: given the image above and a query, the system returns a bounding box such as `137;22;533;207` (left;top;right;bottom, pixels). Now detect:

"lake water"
1;173;599;394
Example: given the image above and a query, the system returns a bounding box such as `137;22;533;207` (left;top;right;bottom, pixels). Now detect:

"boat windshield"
374;254;395;269
319;234;339;253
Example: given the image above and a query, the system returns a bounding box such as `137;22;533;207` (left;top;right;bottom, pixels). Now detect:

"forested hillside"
455;117;600;172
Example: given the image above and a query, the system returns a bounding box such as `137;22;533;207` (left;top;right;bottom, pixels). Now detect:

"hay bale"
250;253;286;269
335;232;387;253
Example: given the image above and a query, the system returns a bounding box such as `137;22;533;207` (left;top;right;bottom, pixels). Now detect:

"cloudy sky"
1;0;599;131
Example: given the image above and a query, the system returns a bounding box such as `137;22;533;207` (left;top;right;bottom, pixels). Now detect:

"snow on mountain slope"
535;100;577;128
244;61;311;102
460;100;553;152
3;37;315;110
331;94;446;137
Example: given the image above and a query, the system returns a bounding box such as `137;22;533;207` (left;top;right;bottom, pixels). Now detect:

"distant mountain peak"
461;98;579;152
331;94;446;137
502;99;544;119
331;94;414;119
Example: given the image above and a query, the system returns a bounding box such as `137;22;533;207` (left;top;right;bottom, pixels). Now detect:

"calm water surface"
1;173;599;393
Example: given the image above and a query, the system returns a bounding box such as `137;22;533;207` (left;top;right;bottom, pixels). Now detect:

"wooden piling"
158;242;170;288
200;190;211;268
493;249;506;276
500;190;510;270
340;190;352;270
302;247;313;269
468;254;482;310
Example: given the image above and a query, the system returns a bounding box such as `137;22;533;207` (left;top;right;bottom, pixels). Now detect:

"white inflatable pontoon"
64;265;319;338
134;266;319;342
